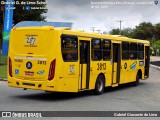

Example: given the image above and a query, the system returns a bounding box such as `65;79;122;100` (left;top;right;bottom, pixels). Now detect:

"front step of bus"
112;84;118;87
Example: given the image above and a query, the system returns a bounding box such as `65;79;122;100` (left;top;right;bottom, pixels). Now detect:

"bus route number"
97;63;106;70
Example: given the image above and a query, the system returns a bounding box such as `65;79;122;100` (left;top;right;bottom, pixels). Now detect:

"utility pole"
116;20;123;35
90;27;95;32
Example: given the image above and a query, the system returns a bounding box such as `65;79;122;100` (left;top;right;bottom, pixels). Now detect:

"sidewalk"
150;64;160;70
150;56;160;62
150;56;160;70
0;78;7;81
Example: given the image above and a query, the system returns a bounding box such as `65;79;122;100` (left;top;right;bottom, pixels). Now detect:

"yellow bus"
8;26;150;95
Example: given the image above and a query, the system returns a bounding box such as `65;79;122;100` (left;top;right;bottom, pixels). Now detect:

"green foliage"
121;28;133;37
0;0;48;49
109;22;160;42
0;26;2;48
13;0;47;24
154;40;160;49
0;11;3;48
109;28;133;37
132;22;154;40
0;56;7;78
109;28;120;35
153;40;160;56
154;23;160;40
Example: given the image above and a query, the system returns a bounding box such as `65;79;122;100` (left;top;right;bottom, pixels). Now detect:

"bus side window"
66;54;73;60
61;35;78;62
94;50;101;60
129;43;137;59
103;39;111;60
122;42;129;60
92;39;102;61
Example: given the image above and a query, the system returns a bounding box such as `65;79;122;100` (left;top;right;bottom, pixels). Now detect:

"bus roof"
62;29;149;45
13;25;150;45
14;21;73;28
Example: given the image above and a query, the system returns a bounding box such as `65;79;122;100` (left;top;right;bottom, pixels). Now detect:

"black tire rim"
97;79;103;92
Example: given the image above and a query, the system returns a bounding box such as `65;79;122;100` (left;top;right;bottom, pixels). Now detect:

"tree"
154;40;160;48
0;10;4;50
154;40;160;56
109;27;133;37
109;28;120;35
121;28;133;37
154;23;160;40
13;0;47;24
109;22;156;40
0;0;48;50
131;22;154;40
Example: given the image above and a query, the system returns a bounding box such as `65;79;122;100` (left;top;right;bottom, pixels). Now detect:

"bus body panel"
89;61;112;89
8;28;55;81
8;28;79;92
8;26;150;93
120;60;144;84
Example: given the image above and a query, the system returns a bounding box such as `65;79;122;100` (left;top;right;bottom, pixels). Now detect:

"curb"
0;78;7;81
150;64;160;71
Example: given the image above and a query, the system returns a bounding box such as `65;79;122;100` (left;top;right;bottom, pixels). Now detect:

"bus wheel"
133;72;140;86
94;75;105;95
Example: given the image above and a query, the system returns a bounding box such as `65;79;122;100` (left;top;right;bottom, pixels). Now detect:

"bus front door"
112;43;121;85
79;41;90;90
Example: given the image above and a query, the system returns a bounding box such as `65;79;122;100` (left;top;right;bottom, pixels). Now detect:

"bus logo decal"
24;35;37;47
15;69;19;74
27;36;36;45
37;70;45;75
130;61;137;70
26;61;32;69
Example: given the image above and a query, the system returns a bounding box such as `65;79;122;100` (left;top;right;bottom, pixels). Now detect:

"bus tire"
133;72;140;86
94;75;105;95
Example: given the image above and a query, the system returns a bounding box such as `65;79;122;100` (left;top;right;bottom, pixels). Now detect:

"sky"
45;0;160;33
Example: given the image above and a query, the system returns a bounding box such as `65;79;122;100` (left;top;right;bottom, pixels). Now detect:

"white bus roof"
14;21;73;28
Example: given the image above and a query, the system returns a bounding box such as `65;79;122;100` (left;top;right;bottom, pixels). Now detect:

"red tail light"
9;57;13;77
48;59;56;80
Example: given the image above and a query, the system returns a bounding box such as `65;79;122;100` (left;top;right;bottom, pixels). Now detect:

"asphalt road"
0;68;160;119
150;61;160;67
